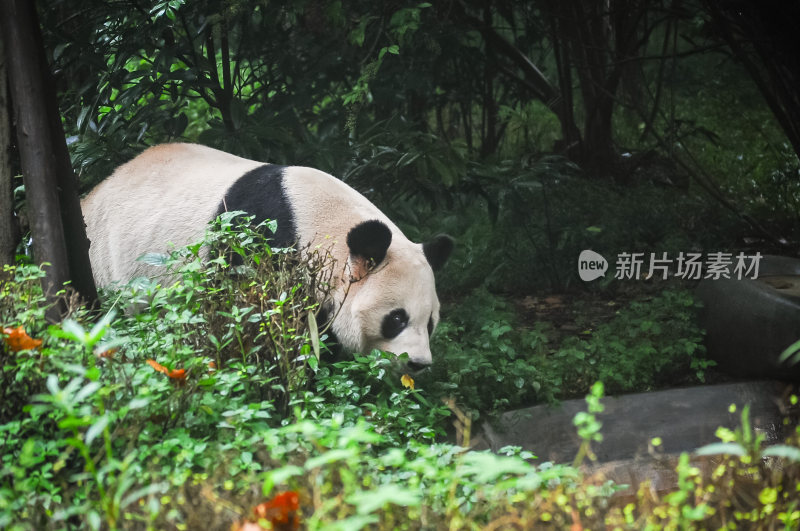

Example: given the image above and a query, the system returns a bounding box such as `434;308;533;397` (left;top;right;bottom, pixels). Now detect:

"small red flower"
146;359;187;381
233;491;301;530
167;368;187;380
2;326;43;352
97;347;118;359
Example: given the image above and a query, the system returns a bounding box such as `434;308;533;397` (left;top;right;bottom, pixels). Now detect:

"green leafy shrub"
563;289;712;395
0;217;452;529
343;116;469;206
387;157;738;296
426;287;710;415
423;287;555;412
2;218;796;531
634;403;800;530
2;266;799;531
0;264;51;424
307;351;451;447
107;211;335;418
0;216;331;527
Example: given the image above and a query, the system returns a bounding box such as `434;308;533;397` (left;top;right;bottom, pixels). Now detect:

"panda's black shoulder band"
216;164;297;247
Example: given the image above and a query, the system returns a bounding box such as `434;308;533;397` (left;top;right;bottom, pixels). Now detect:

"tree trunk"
0;33;18;266
546;0;649;178
480;4;498;157
564;0;621;177
582;88;618;176
545;2;583;158
1;0;98;319
30;1;99;309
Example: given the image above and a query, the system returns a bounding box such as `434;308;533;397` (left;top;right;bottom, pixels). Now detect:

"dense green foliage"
423;287;709;413
2;232;800;530
4;0;800;528
0;221;449;528
37;0;798;246
25;1;758;420
29;0;792;304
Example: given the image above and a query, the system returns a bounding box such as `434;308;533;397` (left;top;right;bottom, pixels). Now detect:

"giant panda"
81;143;453;369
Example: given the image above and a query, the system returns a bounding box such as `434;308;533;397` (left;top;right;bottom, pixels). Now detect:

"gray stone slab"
697;254;800;380
757;254;800;276
477;381;793;464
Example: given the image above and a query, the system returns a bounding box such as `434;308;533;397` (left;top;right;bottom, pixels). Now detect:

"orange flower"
208;361;217;372
401;373;415;390
571;509;584;531
147;358;168;375
251;491;300;530
2;326;43;352
97;347;118;359
146;359;187;380
168;368;187;380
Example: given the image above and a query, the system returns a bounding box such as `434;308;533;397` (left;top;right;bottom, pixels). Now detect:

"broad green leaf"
348;484;421;514
85;414;109;445
762;444;800;462
695;442;746;457
304;448;356;469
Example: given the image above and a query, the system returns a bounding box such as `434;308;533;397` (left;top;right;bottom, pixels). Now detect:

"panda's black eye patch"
381;309;409;339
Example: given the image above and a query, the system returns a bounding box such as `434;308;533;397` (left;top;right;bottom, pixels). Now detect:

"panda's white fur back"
282;165;409;271
82;143;447;366
82;144;263;285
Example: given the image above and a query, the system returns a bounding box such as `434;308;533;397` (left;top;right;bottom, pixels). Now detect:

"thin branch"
220;20;232;103
454;0;557;102
641;17;672;140
645;111;790;247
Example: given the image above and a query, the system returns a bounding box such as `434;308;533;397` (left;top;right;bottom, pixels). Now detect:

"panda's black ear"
347;220;393;273
423;234;454;271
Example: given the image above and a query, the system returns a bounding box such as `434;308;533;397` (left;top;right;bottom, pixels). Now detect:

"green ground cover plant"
2;221;799;530
424;286;711;414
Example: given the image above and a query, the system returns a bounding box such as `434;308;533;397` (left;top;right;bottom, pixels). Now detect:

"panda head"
331;220;453;371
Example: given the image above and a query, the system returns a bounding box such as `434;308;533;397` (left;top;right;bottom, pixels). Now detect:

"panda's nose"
406;360;430;373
